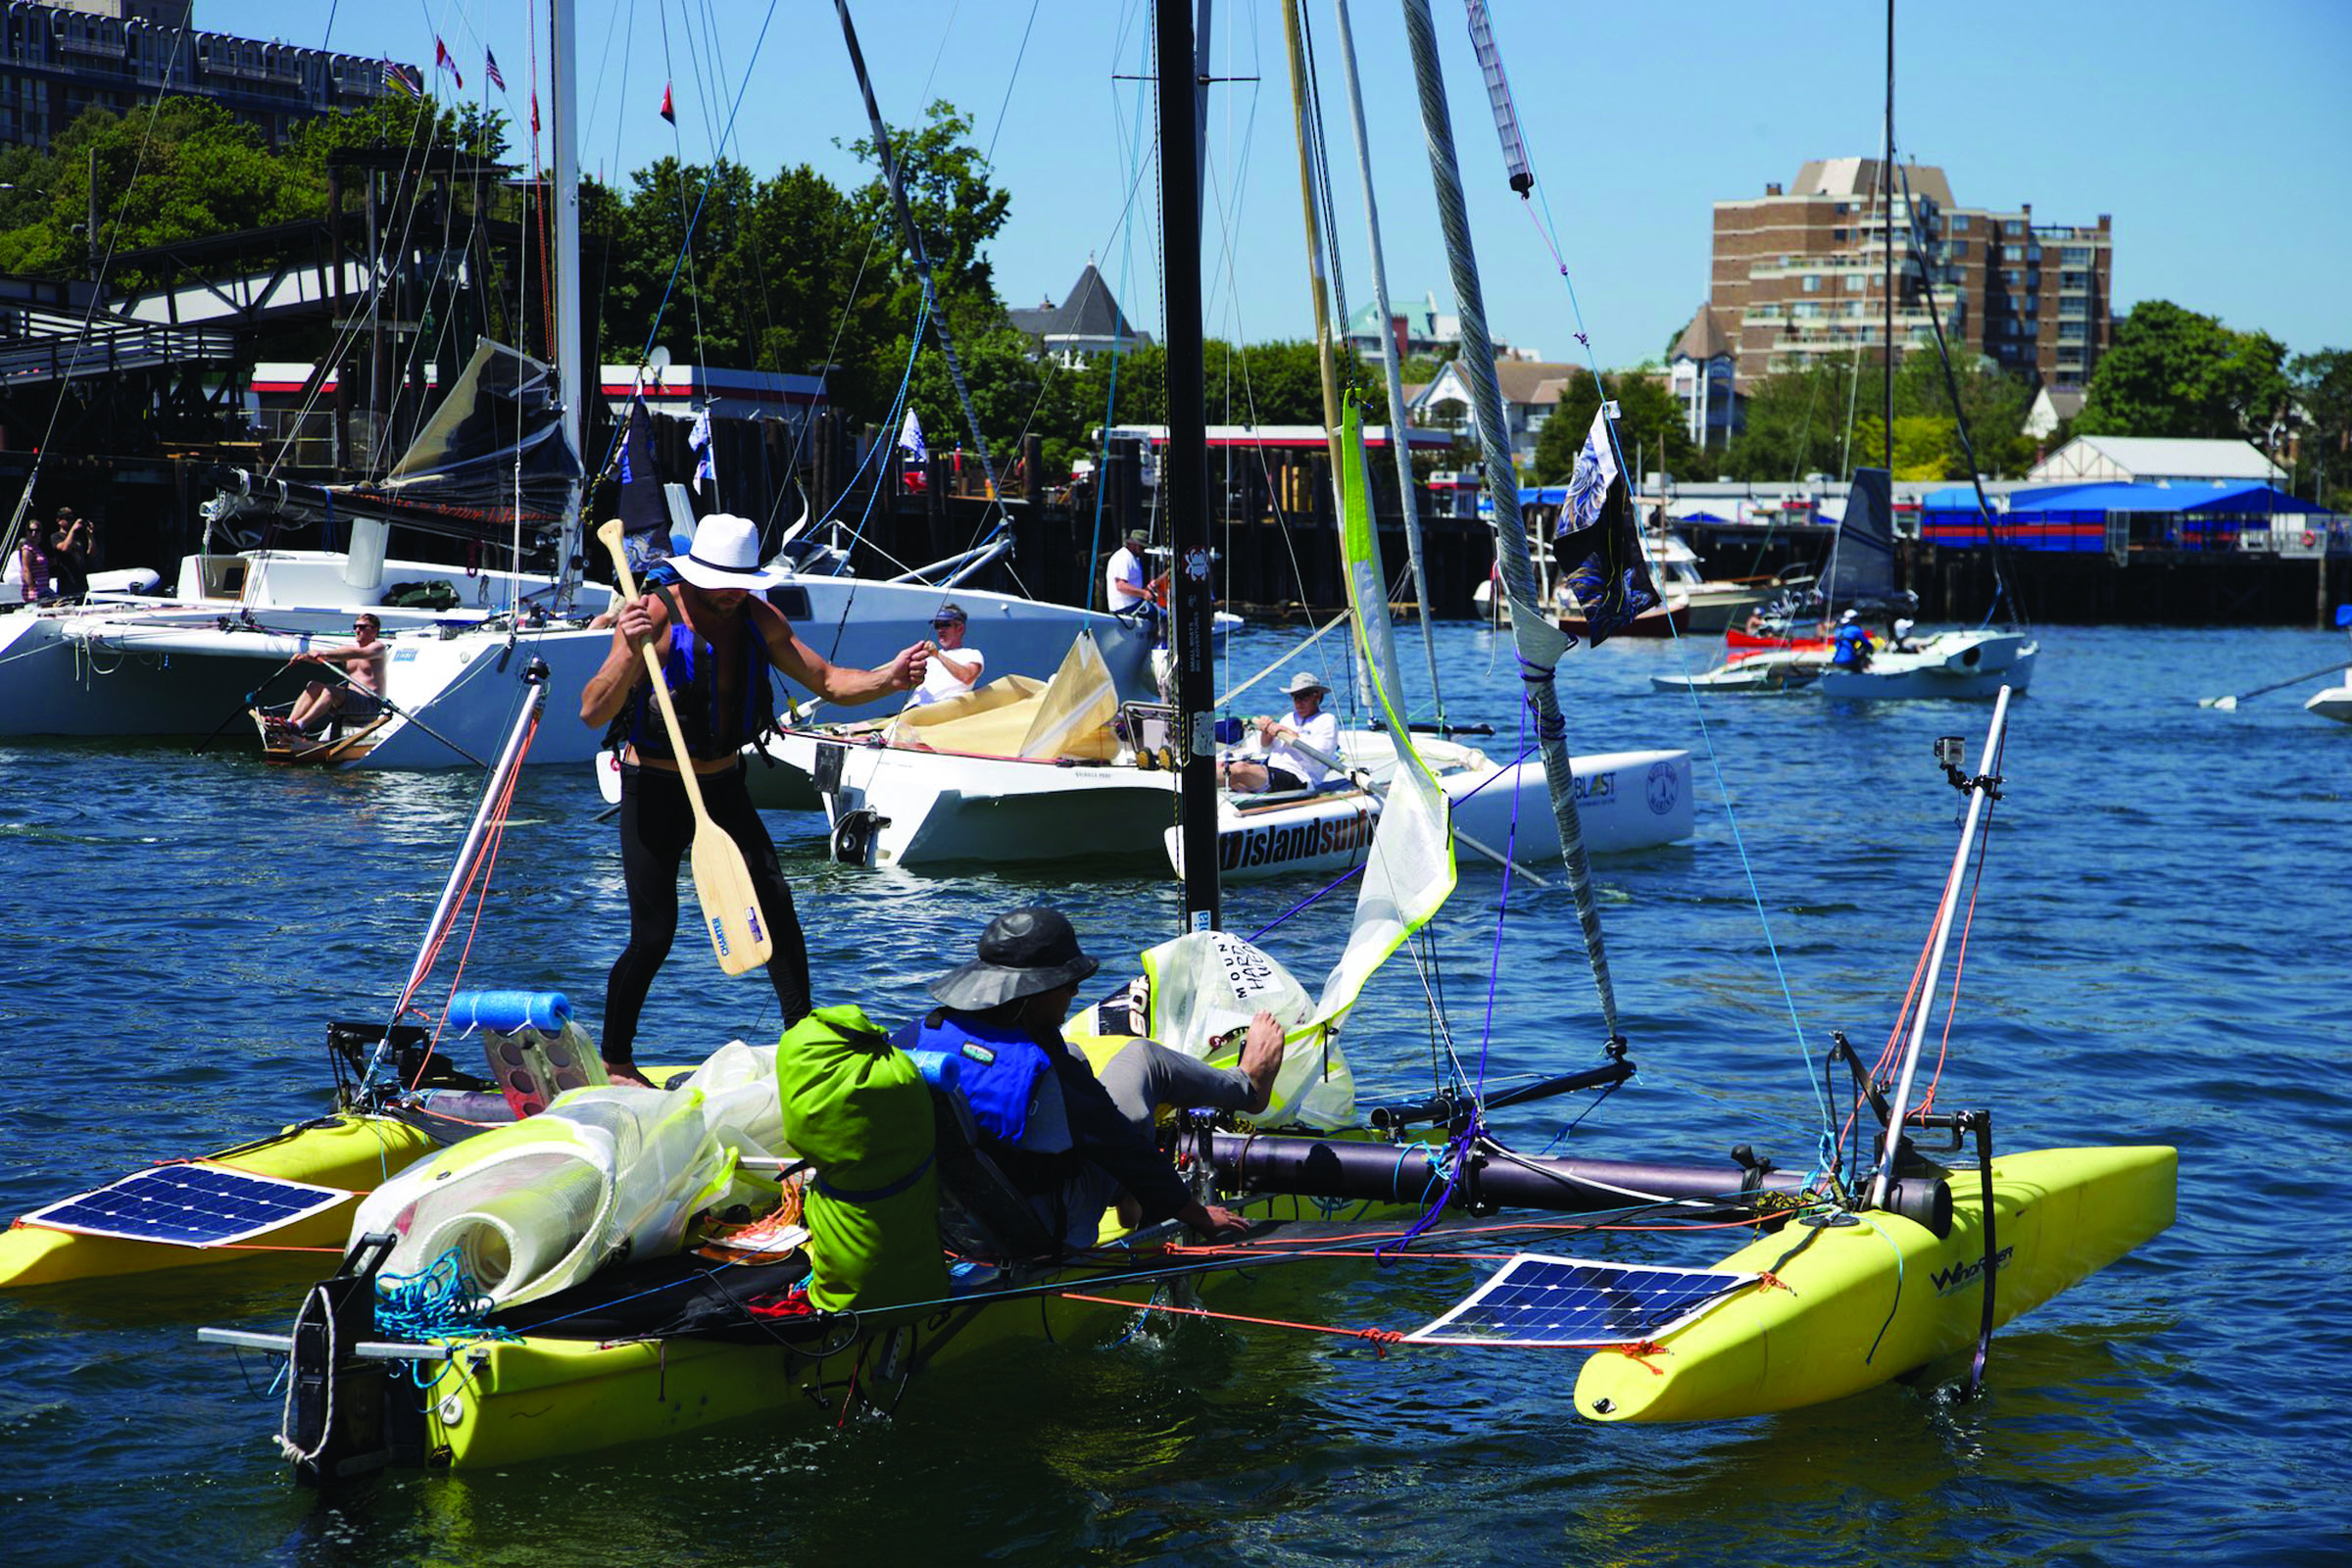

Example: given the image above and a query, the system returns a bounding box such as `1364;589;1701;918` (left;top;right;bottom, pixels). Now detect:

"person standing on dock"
580;513;930;1086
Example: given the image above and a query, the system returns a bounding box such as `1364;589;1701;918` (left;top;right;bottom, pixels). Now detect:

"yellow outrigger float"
1575;1145;2179;1423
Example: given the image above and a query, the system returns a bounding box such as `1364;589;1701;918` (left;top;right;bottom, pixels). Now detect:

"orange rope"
1057;1291;1407;1356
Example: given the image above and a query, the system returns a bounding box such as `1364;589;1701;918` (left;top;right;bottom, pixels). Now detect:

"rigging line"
1892;158;2029;630
980;0;1044;167
835;0;1008;536
1;17;196;561
269;74;451;482
591;0;780;482
654;4;712;379
1465;5;1826;1131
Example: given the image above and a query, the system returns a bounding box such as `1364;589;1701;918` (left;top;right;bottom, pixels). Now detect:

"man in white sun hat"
582;513;931;1086
1221;670;1341;794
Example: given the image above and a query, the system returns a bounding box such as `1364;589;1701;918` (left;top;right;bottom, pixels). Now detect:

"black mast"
1156;0;1218;932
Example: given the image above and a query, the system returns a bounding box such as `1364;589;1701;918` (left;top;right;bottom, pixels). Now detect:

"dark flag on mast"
614;394;669;560
1553;403;1660;645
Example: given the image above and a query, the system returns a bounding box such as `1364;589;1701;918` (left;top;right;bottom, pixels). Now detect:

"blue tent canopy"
2006;481;2317;517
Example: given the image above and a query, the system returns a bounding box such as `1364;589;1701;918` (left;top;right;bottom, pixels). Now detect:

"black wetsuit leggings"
602;760;809;1064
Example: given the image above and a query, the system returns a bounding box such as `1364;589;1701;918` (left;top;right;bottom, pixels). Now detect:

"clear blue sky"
241;0;2349;371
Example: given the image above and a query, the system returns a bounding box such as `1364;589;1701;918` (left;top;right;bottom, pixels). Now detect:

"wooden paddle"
597;517;773;976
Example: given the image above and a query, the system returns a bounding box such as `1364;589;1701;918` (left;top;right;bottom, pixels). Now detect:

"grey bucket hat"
927;906;1101;1010
1283;670;1329;696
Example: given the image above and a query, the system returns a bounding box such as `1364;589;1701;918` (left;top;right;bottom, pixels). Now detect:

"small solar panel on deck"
22;1163;351;1249
1405;1253;1754;1348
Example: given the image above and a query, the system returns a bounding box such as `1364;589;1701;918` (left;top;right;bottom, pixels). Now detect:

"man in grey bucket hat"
892;907;1265;1250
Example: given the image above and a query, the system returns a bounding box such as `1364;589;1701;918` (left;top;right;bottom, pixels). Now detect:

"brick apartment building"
0;1;399;151
1674;157;2111;445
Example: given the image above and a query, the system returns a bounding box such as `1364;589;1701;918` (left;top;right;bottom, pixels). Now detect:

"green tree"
1530;370;1694;485
2076;300;2290;441
0;101;324;281
2287;348;2352;506
1718;361;1862;482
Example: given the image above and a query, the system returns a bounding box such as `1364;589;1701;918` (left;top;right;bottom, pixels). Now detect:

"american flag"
484;49;506;91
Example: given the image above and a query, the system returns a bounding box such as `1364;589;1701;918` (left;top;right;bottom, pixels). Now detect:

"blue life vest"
624;587;778;761
891;1010;1056;1147
1833;623;1874;667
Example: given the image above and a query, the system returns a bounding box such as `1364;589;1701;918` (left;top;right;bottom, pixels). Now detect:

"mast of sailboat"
834;0;1004;520
1883;0;1895;474
1279;0;1345;487
1867;685;2011;1209
551;0;584;607
1397;0;1619;1037
1330;0;1445;726
1156;0;1219;932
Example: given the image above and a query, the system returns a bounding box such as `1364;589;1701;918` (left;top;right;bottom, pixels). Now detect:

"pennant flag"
1551;403;1660;645
484;49;507;91
529;90;541;136
659;83;675;124
897;408;927;467
381;59;423;100
688;406;716;497
615;395;668;554
434;37;463;90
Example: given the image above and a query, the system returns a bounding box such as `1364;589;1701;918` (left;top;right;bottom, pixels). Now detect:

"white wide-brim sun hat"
672;514;782;591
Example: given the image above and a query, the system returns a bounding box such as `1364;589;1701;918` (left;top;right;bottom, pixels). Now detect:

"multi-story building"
0;1;401;151
1678;158;2111;441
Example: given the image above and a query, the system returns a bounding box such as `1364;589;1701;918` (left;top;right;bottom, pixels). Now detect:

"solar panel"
21;1163;352;1249
1405;1253;1755;1348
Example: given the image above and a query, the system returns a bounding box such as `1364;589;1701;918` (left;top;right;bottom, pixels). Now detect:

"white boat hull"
2307;684;2352;724
1187;748;1694;882
19;572;1152;766
773;726;1694;878
1814;630;2037;701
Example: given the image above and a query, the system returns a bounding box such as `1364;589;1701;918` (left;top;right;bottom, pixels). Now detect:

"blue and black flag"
614;394;669;561
1553;405;1659;645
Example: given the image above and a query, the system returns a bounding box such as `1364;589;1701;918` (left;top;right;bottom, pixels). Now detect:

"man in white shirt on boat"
1104;528;1162;621
1222;671;1341;794
906;601;983;708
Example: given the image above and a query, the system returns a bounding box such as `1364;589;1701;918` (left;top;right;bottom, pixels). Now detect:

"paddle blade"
2209;696;2238;711
689;823;773;976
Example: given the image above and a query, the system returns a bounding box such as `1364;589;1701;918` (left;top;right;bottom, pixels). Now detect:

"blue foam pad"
906;1049;963;1093
446;990;571;1034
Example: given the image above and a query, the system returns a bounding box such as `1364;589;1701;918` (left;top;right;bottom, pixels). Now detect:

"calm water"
2;621;2346;1566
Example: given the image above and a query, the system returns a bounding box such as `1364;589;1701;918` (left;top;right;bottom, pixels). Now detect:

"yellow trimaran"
5;3;2175;1482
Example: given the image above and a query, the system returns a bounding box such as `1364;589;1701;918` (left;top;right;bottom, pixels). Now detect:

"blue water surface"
1;621;2345;1566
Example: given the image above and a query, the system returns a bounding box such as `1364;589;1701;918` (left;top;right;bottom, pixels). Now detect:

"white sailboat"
1810;468;2037;701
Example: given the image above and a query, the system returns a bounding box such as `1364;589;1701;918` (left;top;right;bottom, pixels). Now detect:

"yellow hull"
407;1191;1346;1469
0;1115;437;1290
1573;1144;2178;1423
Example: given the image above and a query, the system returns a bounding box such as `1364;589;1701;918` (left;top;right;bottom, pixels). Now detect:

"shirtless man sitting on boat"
894;906;1270;1250
284;613;389;734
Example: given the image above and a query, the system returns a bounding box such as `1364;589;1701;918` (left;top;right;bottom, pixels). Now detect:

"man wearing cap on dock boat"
582;513;931;1087
1222;671;1341;794
895;907;1264;1250
1104;527;1163;620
